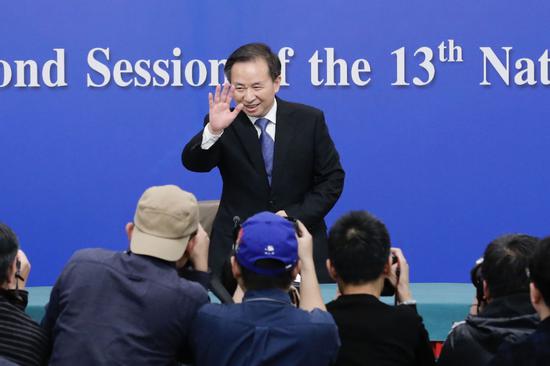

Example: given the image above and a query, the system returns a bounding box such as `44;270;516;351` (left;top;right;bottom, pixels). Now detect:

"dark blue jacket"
191;288;340;365
42;248;209;365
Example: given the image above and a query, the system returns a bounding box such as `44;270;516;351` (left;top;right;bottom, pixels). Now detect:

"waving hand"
207;83;243;134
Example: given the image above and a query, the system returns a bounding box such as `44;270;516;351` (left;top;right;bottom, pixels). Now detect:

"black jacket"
327;294;435;366
0;289;49;366
437;293;539;366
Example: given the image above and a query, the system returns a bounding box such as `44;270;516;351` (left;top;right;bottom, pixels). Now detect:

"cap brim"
130;225;189;261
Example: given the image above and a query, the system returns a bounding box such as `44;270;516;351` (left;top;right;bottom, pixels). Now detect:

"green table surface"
27;283;472;341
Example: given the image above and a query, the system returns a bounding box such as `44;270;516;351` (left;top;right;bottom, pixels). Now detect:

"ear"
176;236;196;269
125;222;134;241
382;254;392;276
175;254;187;269
483;280;490;301
231;256;241;281
273;75;282;93
6;258;17;287
185;235;197;256
530;282;542;307
1;258;17;289
291;260;301;280
326;259;339;282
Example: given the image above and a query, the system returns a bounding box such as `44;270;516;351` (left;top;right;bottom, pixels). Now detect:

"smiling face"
230;58;281;118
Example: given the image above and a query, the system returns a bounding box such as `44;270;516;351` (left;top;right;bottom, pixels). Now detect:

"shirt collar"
243;288;291;304
247;98;277;125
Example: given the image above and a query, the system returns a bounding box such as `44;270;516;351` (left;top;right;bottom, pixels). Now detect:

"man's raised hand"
208;83;243;134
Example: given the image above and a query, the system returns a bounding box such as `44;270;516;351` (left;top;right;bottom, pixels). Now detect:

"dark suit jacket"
182;98;345;282
326;294;435;366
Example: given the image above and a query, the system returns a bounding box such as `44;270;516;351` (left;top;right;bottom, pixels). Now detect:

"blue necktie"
255;118;274;184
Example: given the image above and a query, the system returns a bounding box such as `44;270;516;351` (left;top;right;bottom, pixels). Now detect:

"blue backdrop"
1;0;549;285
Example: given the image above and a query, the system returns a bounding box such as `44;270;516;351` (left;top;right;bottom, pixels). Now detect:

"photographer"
0;223;48;366
190;211;340;366
325;211;434;366
42;185;210;365
489;236;550;366
437;234;539;366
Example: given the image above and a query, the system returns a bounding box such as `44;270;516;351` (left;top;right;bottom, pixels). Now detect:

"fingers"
390;247;407;266
17;250;31;279
212;83;235;111
17;250;30;266
220;83;231;104
391;247;410;285
213;84;221;104
229;103;244;120
188;224;209;272
220;83;231;103
295;220;311;238
226;84;235;103
196;224;209;247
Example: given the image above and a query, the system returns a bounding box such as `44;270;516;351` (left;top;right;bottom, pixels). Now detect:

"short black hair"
224;43;281;83
529;236;550;306
0;223;19;285
481;234;538;299
240;259;293;291
328;211;391;284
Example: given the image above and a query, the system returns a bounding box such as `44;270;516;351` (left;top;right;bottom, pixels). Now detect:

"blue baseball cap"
235;211;298;276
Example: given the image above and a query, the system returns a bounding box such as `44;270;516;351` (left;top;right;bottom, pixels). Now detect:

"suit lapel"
272;98;295;186
232;112;267;177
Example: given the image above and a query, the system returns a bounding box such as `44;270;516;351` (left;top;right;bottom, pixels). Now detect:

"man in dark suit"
182;43;344;282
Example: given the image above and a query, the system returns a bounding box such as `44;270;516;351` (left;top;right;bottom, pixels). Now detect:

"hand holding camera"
295;220;313;265
11;249;31;290
387;248;413;304
187;224;210;272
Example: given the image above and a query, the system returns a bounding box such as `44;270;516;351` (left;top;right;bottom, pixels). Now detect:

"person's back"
43;248;208;365
438;234;539;366
437;293;537;366
489;236;550;366
325;211;435;366
0;223;48;366
42;185;210;365
190;212;340;366
327;294;432;365
193;288;337;365
0;291;48;366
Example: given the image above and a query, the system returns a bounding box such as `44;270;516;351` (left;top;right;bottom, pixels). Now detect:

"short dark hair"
240;259;293;291
224;43;281;82
0;223;19;285
481;234;538;299
328;211;391;284
529;236;550;306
